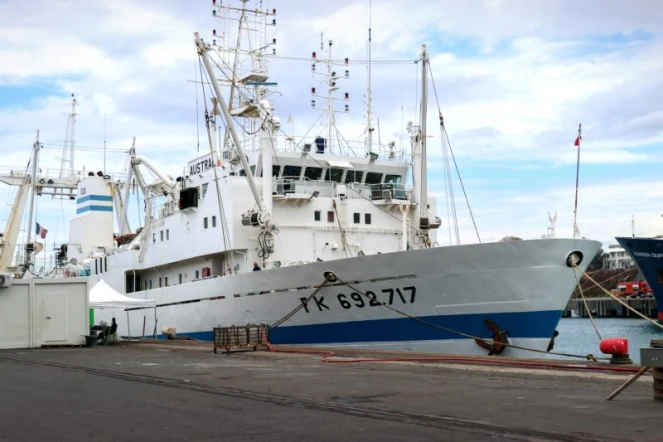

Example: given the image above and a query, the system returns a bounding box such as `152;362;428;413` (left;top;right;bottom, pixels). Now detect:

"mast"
310;38;350;156
419;44;429;230
366;0;373;154
59;94;77;179
24;130;40;268
194;32;270;226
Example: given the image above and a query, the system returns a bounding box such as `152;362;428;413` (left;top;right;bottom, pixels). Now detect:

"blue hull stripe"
77;205;113;214
145;310;563;344
78;194;113;204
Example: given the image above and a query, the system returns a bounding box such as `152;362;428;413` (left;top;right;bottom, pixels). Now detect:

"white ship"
0;1;600;357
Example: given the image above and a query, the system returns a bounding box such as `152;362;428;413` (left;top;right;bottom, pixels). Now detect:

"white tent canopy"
89;279;155;309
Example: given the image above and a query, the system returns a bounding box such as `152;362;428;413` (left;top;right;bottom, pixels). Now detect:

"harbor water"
552;317;663;364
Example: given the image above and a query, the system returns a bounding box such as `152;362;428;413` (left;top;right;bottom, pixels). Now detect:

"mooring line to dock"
574;265;663;332
264;270;621;365
573;267;604;340
331;277;610;361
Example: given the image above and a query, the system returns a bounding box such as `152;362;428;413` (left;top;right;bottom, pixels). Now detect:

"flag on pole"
574;123;582;146
36;222;48;239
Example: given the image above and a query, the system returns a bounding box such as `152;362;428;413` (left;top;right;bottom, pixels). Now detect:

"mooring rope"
574;264;663;332
572;267;603;340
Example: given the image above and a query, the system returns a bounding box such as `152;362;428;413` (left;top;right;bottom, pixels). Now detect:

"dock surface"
0;341;660;441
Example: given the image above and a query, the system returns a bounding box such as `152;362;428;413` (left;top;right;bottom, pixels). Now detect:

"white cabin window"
165;277;168;287
212;216;217;228
149;280;152;289
159;277;162;288
160;230;164;241
365;213;372;224
327;211;335;223
204;217;208;229
195;270;200;279
314;211;321;221
329;168;343;183
365;172;383;185
385;174;402;184
179;274;182;284
304;167;323;181
283;165;302;179
353;213;360;224
345;170;363;183
201;183;208;198
166;229;169;240
152;233;156;244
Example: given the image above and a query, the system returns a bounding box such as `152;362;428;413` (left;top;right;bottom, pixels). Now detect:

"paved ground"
0;342;660;441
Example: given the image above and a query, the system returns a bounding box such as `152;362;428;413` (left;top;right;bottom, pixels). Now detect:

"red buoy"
600;338;629;355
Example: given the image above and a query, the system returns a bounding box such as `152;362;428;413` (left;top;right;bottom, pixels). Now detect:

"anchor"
474;319;509;356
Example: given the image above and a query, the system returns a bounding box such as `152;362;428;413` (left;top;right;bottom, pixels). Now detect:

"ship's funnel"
67;175;113;263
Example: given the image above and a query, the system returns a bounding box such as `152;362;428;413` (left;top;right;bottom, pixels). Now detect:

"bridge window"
385;174;402;184
345;170;363;183
166;229;169;240
283;165;302;179
204;217;208;228
365;213;372;224
365;172;383;185
304;167;323;181
329;168;344;183
353;213;360;224
314;210;321;221
160;230;164;241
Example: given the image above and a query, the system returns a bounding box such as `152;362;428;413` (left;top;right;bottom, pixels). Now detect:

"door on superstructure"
43;292;68;342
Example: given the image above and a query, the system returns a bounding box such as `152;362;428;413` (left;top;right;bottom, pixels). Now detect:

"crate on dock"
213;324;267;354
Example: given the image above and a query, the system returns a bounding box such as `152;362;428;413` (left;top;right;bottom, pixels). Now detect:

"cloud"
1;0;663;252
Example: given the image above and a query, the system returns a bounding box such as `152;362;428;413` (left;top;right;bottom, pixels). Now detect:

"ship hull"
615;237;663;320
94;238;600;357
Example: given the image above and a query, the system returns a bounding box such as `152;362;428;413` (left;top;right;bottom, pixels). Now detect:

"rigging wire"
428;63;481;244
198;59;236;270
195;59;200;154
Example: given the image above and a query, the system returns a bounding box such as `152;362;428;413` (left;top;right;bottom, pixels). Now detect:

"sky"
2;0;663;259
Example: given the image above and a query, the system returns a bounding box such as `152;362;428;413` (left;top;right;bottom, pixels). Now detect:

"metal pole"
419;45;429;227
366;0;373;154
126;310;130;342
25;130;40;269
573;124;581;238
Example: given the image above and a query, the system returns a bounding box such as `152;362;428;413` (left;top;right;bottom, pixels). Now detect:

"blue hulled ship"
615;237;663;321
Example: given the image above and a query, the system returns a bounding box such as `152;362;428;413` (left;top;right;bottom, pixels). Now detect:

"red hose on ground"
259;327;641;374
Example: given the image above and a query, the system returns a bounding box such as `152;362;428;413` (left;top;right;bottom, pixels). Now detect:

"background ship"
615;236;663;320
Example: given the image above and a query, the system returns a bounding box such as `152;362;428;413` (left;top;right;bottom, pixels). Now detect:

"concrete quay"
0;341;660;442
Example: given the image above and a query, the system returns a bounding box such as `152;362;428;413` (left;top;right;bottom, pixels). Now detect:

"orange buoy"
600;338;629;355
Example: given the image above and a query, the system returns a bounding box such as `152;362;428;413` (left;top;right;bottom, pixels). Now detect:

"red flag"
574;135;581;146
